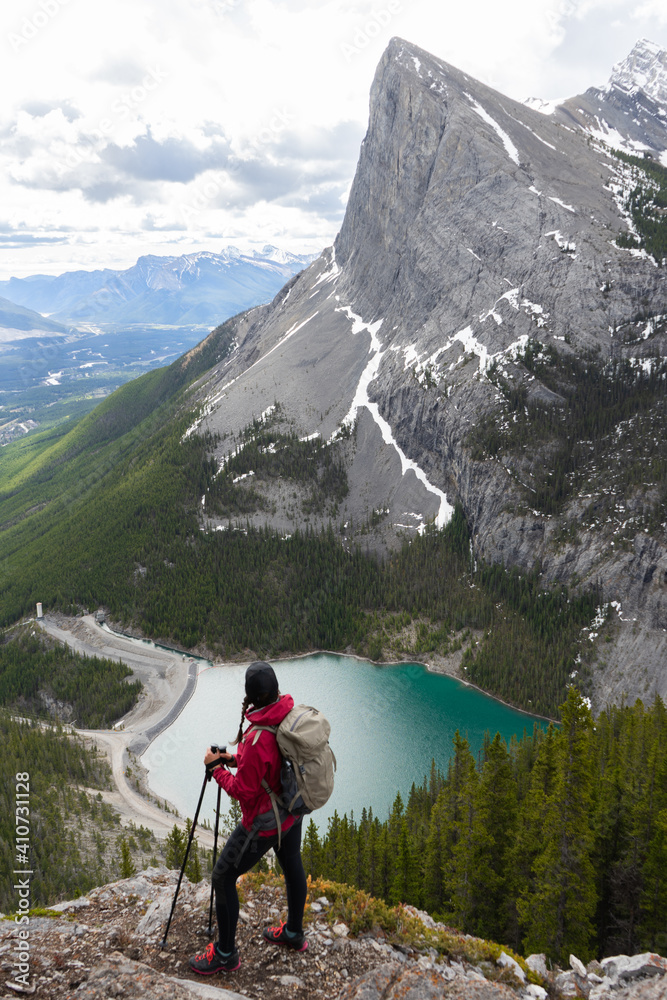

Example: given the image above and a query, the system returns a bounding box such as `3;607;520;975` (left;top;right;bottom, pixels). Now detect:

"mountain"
0;295;69;335
0;246;316;328
527;38;667;159
2;38;666;715
176;38;667;711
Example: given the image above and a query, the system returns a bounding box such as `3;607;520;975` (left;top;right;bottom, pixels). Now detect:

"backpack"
250;704;336;846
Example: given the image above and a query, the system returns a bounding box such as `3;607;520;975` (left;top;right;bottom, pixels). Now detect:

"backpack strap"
248;724;284;847
249;724;277;745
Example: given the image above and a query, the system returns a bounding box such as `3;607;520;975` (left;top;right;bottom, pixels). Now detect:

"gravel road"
37;613;216;847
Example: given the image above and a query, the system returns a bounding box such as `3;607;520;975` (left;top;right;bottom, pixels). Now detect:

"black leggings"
211;819;307;953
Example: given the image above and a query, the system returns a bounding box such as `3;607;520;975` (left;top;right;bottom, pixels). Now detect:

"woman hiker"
189;661;308;975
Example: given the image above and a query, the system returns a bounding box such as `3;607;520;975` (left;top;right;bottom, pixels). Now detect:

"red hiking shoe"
189;941;241;975
262;920;308;952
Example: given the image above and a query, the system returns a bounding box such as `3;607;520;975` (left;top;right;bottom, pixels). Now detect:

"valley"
1;31;667;987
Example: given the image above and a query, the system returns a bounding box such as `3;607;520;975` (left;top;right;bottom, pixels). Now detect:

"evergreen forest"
0;326;604;718
0;712;116;909
301;689;667;967
0;711;194;913
613;149;667;262
0;628;141;728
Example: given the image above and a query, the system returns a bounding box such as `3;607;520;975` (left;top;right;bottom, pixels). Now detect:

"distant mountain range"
0;295;69;336
0;245;316;427
0;245;316;329
527;38;667;160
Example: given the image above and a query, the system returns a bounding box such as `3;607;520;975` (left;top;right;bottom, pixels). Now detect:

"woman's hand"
204;747;234;767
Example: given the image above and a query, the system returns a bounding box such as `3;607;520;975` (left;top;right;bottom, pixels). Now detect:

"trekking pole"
207;782;222;936
160;766;212;948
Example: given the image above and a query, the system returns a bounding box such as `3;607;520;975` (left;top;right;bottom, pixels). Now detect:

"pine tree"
467;732;517;942
118;837;136;879
302;819;323;878
186;839;202;883
519;689;597;964
165;824;186;870
443;734;478;930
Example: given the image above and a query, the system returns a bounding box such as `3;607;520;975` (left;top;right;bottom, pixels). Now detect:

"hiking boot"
189;941;240;975
262;920;308;952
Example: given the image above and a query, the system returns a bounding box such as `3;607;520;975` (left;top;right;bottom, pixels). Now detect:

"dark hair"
231;695;250;747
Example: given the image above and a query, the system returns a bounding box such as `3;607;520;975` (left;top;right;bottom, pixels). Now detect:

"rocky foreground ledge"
1;868;665;1000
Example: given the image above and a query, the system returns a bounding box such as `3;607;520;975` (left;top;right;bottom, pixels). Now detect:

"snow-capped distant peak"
605;38;667;106
524;97;562;116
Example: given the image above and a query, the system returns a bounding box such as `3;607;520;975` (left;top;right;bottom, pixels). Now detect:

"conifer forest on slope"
302;689;667;967
0;318;602;718
3;691;665;973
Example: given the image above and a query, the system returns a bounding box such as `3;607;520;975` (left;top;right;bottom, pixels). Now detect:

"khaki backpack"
251;704;336;845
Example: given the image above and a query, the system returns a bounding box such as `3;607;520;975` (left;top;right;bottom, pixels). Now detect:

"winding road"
37;614;216;847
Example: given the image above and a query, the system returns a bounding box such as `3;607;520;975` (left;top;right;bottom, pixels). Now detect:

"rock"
135;893;173;937
570;954;588;978
338;962;526;1000
524;987;547;1000
276;974;305;987
555;971;579;997
497;952;526;983
336;962;399;1000
526;955;548;978
334;922;350;937
602;953;667;985
589;978;615;999
49;897;91;912
72;952;250;999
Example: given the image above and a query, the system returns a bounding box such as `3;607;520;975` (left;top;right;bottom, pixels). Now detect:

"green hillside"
0;317;602;717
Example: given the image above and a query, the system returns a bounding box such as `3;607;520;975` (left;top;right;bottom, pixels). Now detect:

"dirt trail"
37;613;216;847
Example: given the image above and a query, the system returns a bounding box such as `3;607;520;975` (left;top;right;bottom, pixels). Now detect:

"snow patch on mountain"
605;38;667;106
466;95;520;166
336;304;453;530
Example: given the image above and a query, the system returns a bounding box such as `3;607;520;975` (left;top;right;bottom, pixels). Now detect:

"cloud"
89;57;156;86
101;131;232;183
0;225;68;247
22;100;81;122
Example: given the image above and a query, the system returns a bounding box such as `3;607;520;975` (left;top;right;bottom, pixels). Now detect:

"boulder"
496;952;526;983
601;953;667;985
525;955;548;979
570;955;588;979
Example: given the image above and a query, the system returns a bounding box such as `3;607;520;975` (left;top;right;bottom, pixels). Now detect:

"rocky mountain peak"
605;38;667;105
191;36;667;713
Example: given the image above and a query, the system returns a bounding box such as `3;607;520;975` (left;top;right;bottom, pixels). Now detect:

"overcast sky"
1;0;666;278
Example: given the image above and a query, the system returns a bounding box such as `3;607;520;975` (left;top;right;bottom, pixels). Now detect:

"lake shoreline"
38;614;556;841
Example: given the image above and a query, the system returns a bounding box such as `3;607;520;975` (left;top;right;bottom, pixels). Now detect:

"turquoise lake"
142;653;549;833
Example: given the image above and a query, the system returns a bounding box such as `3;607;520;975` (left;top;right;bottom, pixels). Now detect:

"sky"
1;0;667;279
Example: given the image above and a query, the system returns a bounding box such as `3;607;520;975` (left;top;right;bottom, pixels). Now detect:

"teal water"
142;653;549;833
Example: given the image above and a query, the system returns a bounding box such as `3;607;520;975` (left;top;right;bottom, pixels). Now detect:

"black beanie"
245;661;279;705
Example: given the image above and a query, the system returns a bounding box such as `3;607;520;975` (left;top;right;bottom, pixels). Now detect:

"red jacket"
214;693;296;836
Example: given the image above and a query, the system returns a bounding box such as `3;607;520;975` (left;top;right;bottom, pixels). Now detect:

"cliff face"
191;37;667;711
